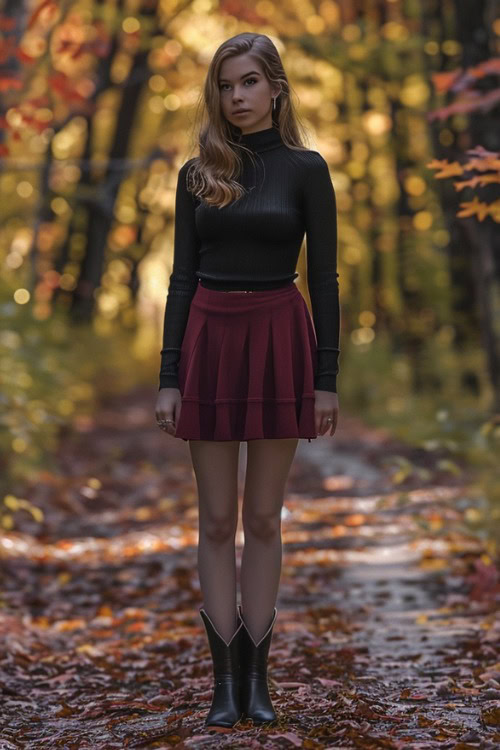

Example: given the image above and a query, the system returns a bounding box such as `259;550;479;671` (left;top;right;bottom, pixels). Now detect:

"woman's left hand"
314;390;339;437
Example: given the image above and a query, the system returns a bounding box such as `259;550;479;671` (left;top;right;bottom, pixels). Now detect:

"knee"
201;515;237;544
243;511;281;541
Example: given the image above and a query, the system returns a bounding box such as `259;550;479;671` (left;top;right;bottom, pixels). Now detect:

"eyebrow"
218;71;260;83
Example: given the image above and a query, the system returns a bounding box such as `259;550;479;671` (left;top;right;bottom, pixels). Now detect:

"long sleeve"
302;153;341;393
159;159;201;390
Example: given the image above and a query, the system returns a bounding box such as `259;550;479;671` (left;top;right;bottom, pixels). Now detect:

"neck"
232;124;283;153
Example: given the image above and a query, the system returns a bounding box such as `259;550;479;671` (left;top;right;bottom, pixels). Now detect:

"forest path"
0;386;498;749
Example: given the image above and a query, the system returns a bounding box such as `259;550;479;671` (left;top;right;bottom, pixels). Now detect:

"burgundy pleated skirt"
174;280;318;442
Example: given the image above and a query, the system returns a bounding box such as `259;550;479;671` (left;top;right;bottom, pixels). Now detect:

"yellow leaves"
436;459;462;476
419;557;449;571
1;514;14;530
135;506;153;521
76;643;104;656
465;507;483;523
57;619;87;632
97;604;113;618
482;706;500;726
1;494;44;523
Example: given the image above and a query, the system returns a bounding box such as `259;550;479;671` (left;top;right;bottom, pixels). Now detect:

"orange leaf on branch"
426;159;464;178
456;197;492;222
455;174;500;190
431;70;461;94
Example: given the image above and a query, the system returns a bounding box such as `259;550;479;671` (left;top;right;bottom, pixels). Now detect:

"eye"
219;78;258;91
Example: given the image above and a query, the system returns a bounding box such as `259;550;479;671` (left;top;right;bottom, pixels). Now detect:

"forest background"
0;0;499;546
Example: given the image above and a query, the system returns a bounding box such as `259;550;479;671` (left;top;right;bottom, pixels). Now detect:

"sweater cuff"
313;373;337;393
159;375;180;390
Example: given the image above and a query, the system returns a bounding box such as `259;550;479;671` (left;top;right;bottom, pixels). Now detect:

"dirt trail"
0;386;498;749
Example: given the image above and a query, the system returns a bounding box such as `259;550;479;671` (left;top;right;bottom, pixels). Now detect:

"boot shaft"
237;605;277;677
199;608;243;678
237;604;278;723
198;607;244;728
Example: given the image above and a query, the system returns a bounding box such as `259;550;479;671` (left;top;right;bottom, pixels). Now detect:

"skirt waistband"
192;280;300;312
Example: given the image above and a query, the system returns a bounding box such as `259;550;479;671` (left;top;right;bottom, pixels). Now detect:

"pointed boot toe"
199;608;244;728
238;604;278;724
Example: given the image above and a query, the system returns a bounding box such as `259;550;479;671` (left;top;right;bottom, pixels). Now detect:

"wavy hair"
182;32;311;209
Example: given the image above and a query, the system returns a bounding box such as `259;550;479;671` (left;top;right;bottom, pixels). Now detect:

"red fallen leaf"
107;701;166;713
315;677;343;687
55;700;79;717
400;689;428;700
275;681;309;688
272;733;303;747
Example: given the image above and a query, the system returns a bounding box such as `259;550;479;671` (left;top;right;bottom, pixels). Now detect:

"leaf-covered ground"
1;386;499;749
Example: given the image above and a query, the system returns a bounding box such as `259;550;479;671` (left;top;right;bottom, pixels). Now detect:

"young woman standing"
155;32;340;729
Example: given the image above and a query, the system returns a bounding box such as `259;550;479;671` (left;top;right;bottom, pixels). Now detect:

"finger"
329;411;338;436
166;413;176;435
315;411;323;437
319;413;328;436
174;402;181;435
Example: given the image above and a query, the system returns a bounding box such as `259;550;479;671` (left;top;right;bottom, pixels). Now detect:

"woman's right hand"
156;387;182;436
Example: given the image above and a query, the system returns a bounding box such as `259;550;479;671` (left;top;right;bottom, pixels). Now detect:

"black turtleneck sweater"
159;125;340;393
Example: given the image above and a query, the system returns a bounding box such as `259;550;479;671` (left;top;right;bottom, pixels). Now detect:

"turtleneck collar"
233;125;283;153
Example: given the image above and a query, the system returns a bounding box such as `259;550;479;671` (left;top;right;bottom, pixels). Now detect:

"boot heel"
238;604;278;724
199;607;244;728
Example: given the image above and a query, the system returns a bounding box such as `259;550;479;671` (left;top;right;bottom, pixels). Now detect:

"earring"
272;95;277;110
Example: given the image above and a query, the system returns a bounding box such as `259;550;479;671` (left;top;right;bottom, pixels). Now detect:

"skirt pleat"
175;281;318;442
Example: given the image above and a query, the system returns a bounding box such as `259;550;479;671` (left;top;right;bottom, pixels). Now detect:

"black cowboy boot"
199;607;244;728
237;604;278;723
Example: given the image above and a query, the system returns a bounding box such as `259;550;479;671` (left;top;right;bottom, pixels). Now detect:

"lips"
233;109;250;114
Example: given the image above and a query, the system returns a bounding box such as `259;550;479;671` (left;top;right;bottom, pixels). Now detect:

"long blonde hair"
184;32;310;209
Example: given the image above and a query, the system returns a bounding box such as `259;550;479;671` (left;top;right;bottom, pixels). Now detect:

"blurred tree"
424;0;499;409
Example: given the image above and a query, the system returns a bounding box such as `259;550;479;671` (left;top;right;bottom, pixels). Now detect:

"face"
218;53;280;134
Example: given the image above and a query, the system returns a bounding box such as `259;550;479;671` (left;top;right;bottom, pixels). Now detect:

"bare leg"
241;438;299;643
189;439;241;645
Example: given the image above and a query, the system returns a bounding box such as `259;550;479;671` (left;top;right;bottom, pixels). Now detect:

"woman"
155;32;340;729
